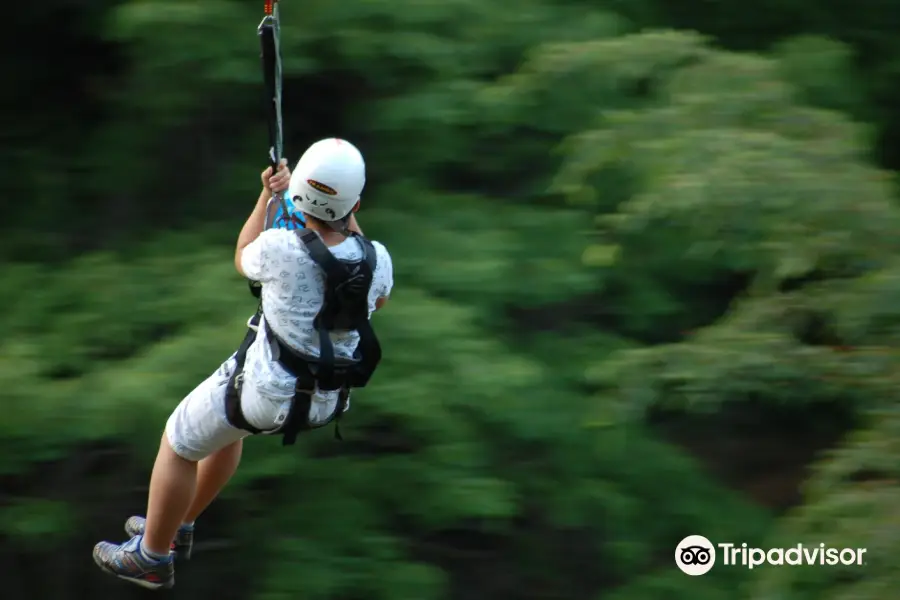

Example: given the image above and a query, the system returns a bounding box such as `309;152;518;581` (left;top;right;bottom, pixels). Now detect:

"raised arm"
235;160;290;277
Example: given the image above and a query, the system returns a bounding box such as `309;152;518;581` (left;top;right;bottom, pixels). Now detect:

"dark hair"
302;212;351;233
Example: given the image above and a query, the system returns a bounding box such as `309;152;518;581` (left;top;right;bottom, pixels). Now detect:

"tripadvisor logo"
675;535;867;575
675;535;716;576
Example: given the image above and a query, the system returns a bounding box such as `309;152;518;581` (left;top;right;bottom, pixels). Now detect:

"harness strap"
223;312;263;435
225;230;382;445
297;229;381;388
353;315;381;388
279;387;349;445
263;319;347;444
299;229;342;387
224;315;336;444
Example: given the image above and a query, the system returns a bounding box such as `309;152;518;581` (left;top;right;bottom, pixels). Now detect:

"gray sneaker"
125;516;194;561
93;534;175;590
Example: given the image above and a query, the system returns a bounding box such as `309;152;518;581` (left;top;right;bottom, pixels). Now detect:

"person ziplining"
92;138;394;589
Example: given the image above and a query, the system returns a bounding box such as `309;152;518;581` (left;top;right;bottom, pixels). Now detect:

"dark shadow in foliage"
600;269;755;344
90;322;185;362
42;363;83;381
643;0;900;170
780;272;860;348
844;468;894;486
626;53;705;99
789;309;844;348
778;268;830;293
131;88;262;234
0;0;126;258
0;441;261;600
506;269;753;345
40;321;184;381
399;406;618;600
310;413;426;460
649;399;857;513
410;516;616;600
283;69;372;166
505;293;606;335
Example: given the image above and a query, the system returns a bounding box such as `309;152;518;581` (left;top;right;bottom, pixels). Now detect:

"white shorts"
165;356;287;461
164;355;348;461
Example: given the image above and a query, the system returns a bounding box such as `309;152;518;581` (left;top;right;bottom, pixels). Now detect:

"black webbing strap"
263;319;348;445
223;312;263;435
353;314;381;388
297;229;381;388
299;229;344;388
226;230;383;444
280;387;350;445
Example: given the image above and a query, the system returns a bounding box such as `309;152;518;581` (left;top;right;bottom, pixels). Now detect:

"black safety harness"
224;229;381;445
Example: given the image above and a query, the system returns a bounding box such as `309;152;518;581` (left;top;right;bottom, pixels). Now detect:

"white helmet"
287;138;366;226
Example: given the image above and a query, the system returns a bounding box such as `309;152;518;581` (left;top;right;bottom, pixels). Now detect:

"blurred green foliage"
4;0;900;599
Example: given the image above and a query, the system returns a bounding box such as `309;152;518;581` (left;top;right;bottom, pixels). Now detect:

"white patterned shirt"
238;228;393;426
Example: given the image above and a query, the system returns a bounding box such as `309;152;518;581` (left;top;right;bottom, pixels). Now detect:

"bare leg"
182;439;243;524
142;434;198;555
